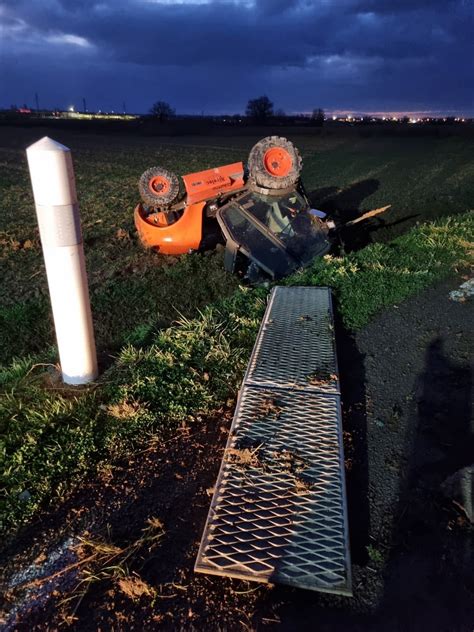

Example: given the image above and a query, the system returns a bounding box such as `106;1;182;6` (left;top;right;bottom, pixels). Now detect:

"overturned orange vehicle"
134;136;334;279
135;161;246;255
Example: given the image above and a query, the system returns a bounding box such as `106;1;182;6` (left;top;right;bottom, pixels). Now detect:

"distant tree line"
245;95;274;122
149;101;176;122
149;96;326;125
245;96;325;125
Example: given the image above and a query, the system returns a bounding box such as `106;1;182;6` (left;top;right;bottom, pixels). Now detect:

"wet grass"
303;134;474;242
285;213;473;329
0;141;241;366
0;127;473;535
1;213;472;534
0;288;267;533
1;128;474;364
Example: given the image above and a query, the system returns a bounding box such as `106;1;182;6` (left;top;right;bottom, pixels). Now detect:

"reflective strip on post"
26;136;98;385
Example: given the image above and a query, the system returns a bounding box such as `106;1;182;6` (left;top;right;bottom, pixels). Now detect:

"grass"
366;545;384;565
1;213;472;534
285;213;473;329
1;127;474;364
0;288;267;532
0;126;473;536
0;139;243;366
302;134;474;243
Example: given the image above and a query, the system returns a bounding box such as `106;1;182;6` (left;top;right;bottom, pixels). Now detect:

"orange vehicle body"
182;162;245;204
134;162;245;255
134;201;205;255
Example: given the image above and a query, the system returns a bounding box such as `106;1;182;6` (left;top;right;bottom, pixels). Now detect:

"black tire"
247;136;302;189
138;166;183;209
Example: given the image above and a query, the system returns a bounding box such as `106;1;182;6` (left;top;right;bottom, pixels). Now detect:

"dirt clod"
256;395;283;419
117;576;154;601
307;369;338;386
226;445;263;468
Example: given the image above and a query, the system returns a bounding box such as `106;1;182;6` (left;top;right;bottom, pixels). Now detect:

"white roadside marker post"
26;136;98;385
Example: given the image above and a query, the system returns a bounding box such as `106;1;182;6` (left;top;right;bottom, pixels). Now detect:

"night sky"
1;0;473;116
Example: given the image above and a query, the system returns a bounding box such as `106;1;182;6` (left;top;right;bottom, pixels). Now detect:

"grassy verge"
0;251;238;365
1;211;472;535
285;212;473;328
0;288;266;533
0;139;243;366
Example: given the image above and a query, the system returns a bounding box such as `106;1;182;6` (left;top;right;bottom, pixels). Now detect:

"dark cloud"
255;0;299;16
351;0;463;14
0;0;472;114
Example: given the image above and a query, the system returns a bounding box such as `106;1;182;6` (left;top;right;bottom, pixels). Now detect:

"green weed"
367;545;384;565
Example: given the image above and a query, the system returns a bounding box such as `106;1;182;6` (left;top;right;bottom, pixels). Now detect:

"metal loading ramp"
195;286;352;595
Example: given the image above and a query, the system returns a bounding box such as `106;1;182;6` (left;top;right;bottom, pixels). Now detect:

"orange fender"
182;162;245;204
134;202;204;255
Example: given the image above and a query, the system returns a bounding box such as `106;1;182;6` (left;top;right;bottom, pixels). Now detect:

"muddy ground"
1;273;472;631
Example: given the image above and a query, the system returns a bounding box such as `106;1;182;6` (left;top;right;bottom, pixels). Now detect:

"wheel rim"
263;147;292;177
148;175;171;196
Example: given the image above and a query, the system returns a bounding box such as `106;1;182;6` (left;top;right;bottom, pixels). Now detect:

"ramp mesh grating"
245;286;339;394
195;287;351;595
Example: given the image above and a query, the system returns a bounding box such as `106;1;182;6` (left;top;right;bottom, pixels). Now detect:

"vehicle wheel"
138;166;183;209
248;136;302;189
